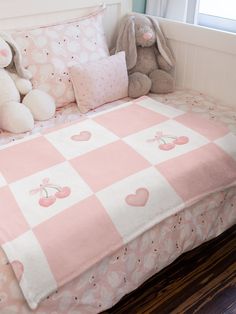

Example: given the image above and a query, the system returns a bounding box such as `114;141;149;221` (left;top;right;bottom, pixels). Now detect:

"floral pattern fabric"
11;7;109;107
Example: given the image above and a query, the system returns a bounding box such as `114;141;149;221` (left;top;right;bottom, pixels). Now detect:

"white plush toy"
0;32;56;134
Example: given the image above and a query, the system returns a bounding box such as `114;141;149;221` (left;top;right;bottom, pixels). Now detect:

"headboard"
0;0;132;48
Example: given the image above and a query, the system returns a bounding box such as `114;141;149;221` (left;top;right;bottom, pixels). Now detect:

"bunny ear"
0;31;32;79
115;15;137;70
147;17;175;68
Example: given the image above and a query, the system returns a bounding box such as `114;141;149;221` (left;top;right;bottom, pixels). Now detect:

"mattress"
0;90;235;314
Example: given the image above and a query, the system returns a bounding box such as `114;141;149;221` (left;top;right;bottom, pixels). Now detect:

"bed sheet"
0;186;235;314
0;90;235;314
1;89;236;146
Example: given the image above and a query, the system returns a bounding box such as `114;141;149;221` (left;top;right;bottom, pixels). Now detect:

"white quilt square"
2;230;57;308
9;162;92;227
124;120;209;165
215;133;236;161
138;97;184;118
92;100;132;117
96;167;183;242
45;119;119;159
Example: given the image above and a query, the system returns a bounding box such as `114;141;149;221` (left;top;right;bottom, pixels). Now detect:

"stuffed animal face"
115;14;175;71
134;16;156;48
0;38;12;68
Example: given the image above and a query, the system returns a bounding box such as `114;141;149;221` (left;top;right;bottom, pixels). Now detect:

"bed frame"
0;0;236;109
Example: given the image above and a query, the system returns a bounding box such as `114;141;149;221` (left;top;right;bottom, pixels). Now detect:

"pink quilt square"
0;187;29;244
0;137;65;183
70;140;150;191
33;196;123;285
156;143;236;202
175;112;229;141
94;104;168;137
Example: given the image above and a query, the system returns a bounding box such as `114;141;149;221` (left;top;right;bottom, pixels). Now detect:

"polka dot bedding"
70;51;129;113
1;90;235;145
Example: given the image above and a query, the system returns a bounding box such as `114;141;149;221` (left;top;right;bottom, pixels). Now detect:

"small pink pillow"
69;52;128;113
12;7;109;108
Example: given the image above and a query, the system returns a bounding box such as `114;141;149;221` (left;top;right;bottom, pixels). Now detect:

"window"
196;0;236;33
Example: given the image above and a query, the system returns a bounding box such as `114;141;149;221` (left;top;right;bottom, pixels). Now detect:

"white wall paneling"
157;17;236;108
0;0;235;108
0;0;132;48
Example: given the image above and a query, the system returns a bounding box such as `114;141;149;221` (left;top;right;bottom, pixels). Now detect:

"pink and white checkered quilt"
0;96;236;309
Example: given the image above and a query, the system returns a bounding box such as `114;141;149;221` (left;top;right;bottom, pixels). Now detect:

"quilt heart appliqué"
125;188;149;207
71;131;92;141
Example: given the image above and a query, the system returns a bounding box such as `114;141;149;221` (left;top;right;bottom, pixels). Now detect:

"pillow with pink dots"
69;51;128;113
11;6;109;108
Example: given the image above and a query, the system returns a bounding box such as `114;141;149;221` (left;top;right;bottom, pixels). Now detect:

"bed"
0;1;235;314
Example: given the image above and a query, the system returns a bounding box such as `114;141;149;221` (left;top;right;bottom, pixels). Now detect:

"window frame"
195;0;236;33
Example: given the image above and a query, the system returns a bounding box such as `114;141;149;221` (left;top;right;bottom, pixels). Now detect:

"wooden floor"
104;225;236;314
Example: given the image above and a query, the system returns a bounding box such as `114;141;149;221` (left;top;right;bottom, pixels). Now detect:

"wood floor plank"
104;225;236;314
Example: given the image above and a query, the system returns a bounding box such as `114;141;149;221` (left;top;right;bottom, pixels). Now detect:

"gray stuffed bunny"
115;14;175;98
